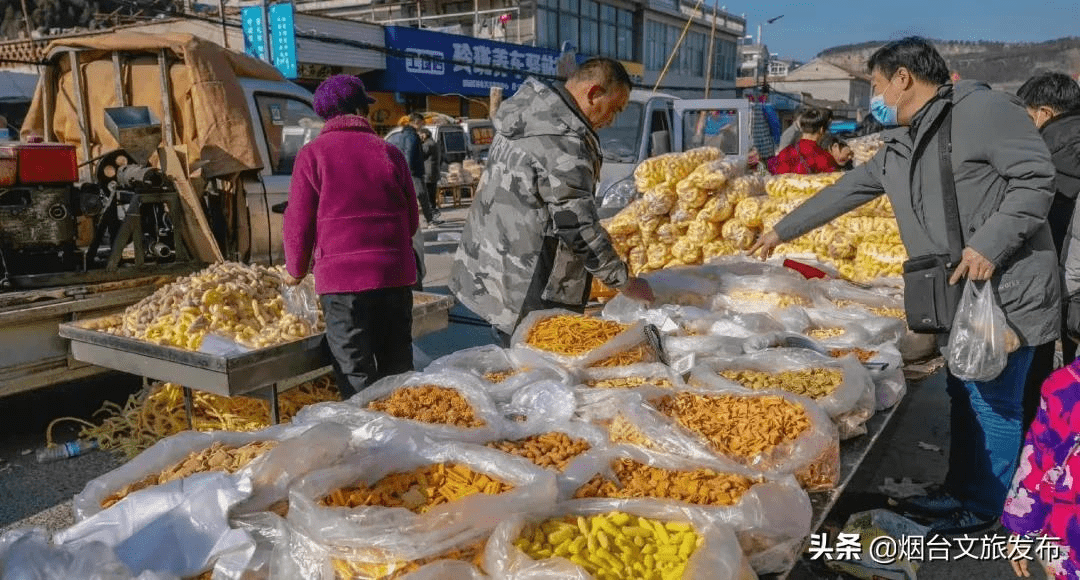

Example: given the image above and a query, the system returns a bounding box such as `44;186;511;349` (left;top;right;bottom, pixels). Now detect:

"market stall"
3;142;953;580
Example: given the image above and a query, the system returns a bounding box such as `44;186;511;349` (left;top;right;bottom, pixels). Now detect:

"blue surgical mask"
870;80;900;126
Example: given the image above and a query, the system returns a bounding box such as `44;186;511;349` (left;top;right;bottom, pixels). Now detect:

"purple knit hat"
313;75;377;120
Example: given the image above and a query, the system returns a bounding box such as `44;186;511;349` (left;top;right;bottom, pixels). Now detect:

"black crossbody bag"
901;107;965;334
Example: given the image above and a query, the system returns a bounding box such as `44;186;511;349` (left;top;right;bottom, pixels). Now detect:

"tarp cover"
22;32;284;179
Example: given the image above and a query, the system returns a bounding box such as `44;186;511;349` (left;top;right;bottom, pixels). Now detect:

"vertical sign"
269;2;298;79
241;6;268;61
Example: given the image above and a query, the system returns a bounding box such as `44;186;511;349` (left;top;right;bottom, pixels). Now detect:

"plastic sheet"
347;370;516;444
0;528;178;580
483;499;758;580
425;345;573;404
711;274;828;314
689;349;876;439
279;440;557;580
559;445;811;574
281;275;322;329
56;471;253;578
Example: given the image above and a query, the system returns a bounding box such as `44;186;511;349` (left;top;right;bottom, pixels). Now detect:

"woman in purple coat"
282;75;420;399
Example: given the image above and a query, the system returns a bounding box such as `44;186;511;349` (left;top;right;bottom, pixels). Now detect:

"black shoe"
891;486;962;517
925;509;998;536
429;217;444;227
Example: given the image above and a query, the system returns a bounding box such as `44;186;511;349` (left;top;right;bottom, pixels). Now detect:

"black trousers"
320;287;414;400
425;181;438;212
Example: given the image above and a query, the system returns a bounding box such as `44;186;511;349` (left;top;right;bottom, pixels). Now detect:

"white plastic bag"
483;499;758;580
689;349;875;428
559;446;811;574
0;528;178;580
280;275;323;329
72;422;351;521
500;380;579;437
425;345;573;403
947;280;1008;382
279;439;557;580
347;370;516;444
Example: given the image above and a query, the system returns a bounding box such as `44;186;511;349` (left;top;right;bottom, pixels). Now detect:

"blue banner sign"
369;26;563;96
241;3;298;79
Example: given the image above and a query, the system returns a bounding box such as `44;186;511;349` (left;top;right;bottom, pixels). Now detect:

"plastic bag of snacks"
72;422;352;521
561;445;811;574
486;419;608;476
425;345;573;403
280;439;557;580
689;349;876;440
348;370;516;444
483;499;758;580
711;274;828;314
588;387;840;491
512;309;646;369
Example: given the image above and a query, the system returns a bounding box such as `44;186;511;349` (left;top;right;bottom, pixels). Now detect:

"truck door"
672;100;752;157
249;92;323;265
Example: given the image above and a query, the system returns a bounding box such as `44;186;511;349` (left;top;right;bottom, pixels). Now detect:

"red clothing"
766;139;840;175
284;115;419;294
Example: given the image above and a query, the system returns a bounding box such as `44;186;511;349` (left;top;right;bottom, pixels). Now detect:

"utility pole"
218;0;230;48
703;0;718;97
19;0;33;41
260;0;271;64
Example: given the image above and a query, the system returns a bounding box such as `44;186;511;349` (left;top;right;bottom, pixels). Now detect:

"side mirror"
651;130;671;156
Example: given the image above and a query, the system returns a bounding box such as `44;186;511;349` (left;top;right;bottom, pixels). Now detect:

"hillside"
818;38;1080;90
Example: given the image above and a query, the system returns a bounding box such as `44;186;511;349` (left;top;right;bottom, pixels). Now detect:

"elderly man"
752;37;1060;535
450;58;653;345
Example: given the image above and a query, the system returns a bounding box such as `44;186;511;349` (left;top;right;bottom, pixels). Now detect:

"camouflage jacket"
449;77;630;333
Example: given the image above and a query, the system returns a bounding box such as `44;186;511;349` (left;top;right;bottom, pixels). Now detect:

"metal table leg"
182;386;195;430
269;383;281;424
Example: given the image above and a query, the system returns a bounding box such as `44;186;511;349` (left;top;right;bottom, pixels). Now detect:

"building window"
580;0;598;55
617;8;633;61
600;5;617;58
558;0;579;47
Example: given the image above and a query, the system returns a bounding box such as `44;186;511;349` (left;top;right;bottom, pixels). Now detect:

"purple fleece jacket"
284;115;419;294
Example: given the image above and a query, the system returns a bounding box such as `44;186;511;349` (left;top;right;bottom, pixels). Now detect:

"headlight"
601;179;639;209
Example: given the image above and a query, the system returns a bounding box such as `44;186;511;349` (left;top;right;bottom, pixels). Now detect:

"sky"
730;0;1080;61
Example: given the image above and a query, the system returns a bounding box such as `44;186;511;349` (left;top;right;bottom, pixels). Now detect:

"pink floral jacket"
1001;361;1080;578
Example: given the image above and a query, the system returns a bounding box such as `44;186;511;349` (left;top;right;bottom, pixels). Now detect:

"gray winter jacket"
774;80;1060;346
449;77;629;333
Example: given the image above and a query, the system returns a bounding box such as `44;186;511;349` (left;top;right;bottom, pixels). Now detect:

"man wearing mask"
751;37;1059;535
1020;73;1080;411
450;58;653;345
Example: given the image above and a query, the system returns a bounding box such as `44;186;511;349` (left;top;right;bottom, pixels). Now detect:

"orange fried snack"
525;315;629;356
367;385;485;428
320;462;513;514
487;432;591;471
653;393;811;461
574;458;760;506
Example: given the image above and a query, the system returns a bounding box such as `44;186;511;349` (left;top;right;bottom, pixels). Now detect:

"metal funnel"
103;107;162;166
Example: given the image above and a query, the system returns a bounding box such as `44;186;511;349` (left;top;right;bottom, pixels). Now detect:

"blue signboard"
268;2;298;79
241;6;268;61
241;3;297;79
368;27;563;97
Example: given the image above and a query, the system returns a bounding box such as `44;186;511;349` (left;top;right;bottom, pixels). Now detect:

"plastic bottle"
35;439;98;463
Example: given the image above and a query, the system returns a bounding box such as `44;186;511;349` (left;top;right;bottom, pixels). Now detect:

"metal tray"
58;292;455;397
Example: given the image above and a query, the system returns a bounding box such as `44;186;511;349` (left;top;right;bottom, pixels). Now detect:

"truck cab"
239;79;425;280
595;91;752;215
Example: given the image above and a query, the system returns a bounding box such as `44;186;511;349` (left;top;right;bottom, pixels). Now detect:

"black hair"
799;107;833;134
408;112;425;124
867;37;950;85
570;58;632;92
1017;72;1080;114
819;133;849;151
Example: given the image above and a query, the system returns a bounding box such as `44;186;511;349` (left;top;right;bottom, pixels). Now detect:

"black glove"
1068;297;1080;342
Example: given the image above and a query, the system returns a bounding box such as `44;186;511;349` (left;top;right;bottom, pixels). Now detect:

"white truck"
595;91;753;216
0;37;425;397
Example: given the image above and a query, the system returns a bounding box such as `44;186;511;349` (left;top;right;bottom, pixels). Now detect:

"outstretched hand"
747;229;781;260
621;277;655;304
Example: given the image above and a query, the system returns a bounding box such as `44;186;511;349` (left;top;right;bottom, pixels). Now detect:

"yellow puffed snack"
670;238;703;264
685;219;720;245
698;193;734;223
720;220;756;251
